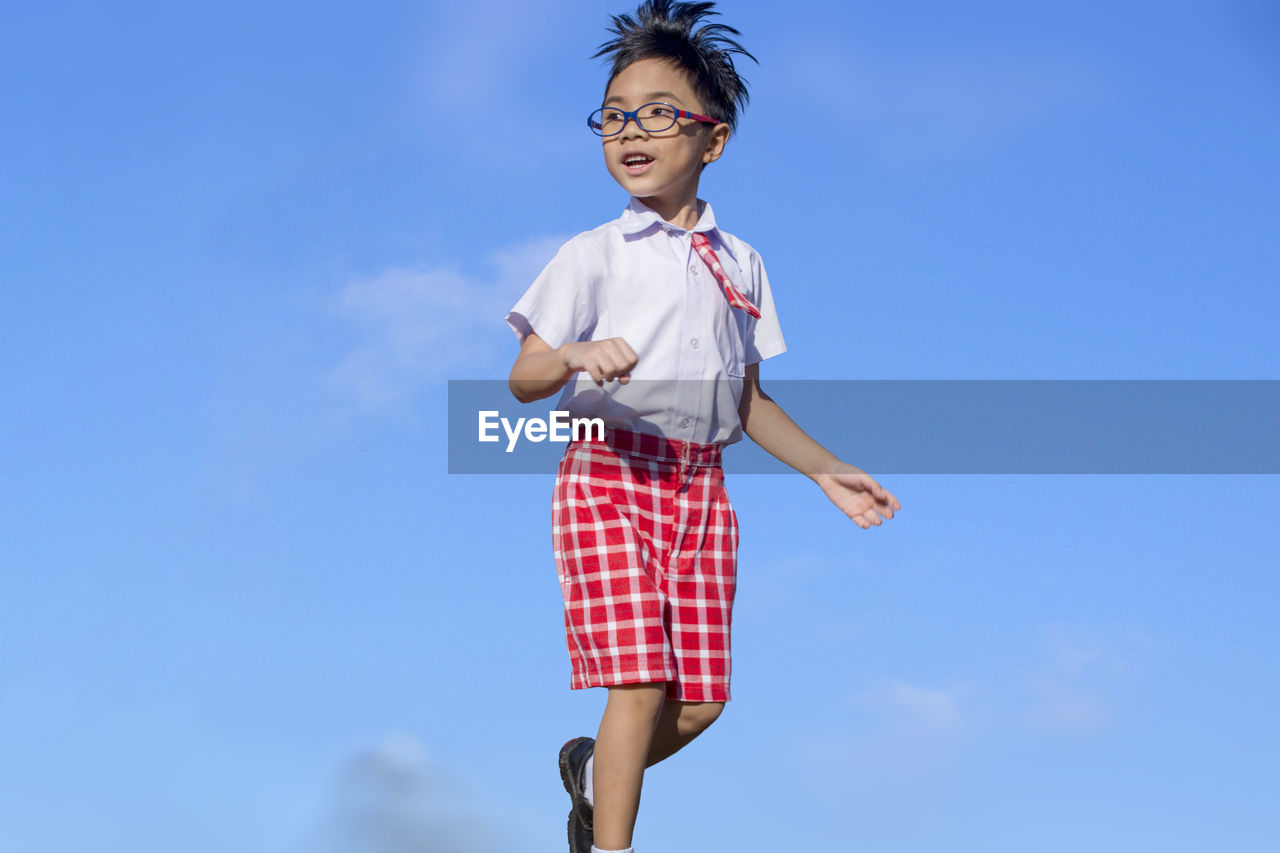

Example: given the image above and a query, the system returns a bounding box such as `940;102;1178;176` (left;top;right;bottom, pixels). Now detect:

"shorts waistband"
570;428;723;467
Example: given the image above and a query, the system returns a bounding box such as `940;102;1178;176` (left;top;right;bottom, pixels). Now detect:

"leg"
592;683;667;850
645;699;725;767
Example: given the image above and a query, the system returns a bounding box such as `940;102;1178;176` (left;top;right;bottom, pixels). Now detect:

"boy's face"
600;58;730;223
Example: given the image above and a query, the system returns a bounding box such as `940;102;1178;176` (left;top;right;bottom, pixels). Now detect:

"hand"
560;338;638;386
814;462;901;530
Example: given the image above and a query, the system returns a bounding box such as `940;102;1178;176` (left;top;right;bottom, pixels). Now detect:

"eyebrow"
604;90;686;106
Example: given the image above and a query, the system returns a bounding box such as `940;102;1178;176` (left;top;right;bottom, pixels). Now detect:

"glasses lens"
588;103;682;136
589;107;627;136
636;103;677;133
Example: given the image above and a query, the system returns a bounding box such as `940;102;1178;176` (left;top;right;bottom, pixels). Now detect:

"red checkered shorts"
552;428;738;702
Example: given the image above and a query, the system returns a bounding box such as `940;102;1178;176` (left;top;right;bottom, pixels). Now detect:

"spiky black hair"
594;0;756;132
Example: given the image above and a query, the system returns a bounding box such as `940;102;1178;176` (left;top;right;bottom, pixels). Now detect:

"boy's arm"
508;331;638;403
738;363;901;529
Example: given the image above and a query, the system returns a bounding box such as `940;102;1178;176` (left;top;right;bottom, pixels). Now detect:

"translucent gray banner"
447;380;1280;474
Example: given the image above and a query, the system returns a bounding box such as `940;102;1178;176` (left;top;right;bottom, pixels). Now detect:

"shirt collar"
618;197;719;236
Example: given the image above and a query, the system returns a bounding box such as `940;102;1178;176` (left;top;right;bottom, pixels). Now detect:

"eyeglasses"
587;102;721;137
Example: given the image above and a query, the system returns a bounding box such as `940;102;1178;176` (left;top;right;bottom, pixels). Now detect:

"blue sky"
2;1;1278;851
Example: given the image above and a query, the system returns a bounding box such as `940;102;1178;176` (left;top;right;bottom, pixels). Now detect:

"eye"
647;105;673;117
602;109;626;122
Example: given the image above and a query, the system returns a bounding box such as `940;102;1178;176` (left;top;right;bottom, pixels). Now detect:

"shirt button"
680;417;691;429
690;338;700;349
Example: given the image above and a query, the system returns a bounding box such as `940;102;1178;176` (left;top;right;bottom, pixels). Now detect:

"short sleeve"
743;249;786;364
504;238;598;349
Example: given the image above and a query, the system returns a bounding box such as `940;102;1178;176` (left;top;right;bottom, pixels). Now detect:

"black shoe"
559;736;594;853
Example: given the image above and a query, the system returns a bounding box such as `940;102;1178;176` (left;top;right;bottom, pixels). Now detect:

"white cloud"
1026;675;1109;731
415;4;556;111
778;40;1113;161
201;234;568;496
305;734;500;853
796;621;1154;779
1021;622;1154;733
794;678;973;780
326;235;568;407
855;679;965;733
792;625;1150;786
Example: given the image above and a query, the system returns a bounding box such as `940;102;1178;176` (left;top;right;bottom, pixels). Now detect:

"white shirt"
506;198;786;445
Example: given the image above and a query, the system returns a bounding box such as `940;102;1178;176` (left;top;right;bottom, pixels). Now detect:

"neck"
639;196;701;231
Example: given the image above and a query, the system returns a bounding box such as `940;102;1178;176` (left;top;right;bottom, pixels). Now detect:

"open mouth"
622;153;654;173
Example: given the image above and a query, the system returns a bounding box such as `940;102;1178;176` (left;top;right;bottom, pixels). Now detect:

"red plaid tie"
690;232;761;319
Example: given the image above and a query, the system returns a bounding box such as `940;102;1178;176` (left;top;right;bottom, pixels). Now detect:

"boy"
505;3;900;851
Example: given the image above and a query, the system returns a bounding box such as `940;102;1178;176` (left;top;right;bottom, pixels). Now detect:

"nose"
617;114;649;140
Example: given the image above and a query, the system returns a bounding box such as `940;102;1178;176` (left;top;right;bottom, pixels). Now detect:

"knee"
685;701;725;734
607;683;669;724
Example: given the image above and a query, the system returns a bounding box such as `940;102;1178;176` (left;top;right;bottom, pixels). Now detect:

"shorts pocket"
666;469;737;583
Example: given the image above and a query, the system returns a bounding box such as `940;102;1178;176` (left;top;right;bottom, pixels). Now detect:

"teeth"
624;155;651;166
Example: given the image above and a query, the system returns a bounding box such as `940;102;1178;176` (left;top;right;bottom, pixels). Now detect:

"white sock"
590;847;633;853
584;753;595;807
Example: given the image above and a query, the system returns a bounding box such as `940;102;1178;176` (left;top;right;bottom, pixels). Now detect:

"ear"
702;122;731;165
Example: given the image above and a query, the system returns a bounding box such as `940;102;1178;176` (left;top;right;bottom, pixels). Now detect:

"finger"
617;339;639;365
855;502;882;525
600;352;630;383
843;502;871;528
870;486;899;513
843;473;877;495
601;339;626;363
608;350;638;376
